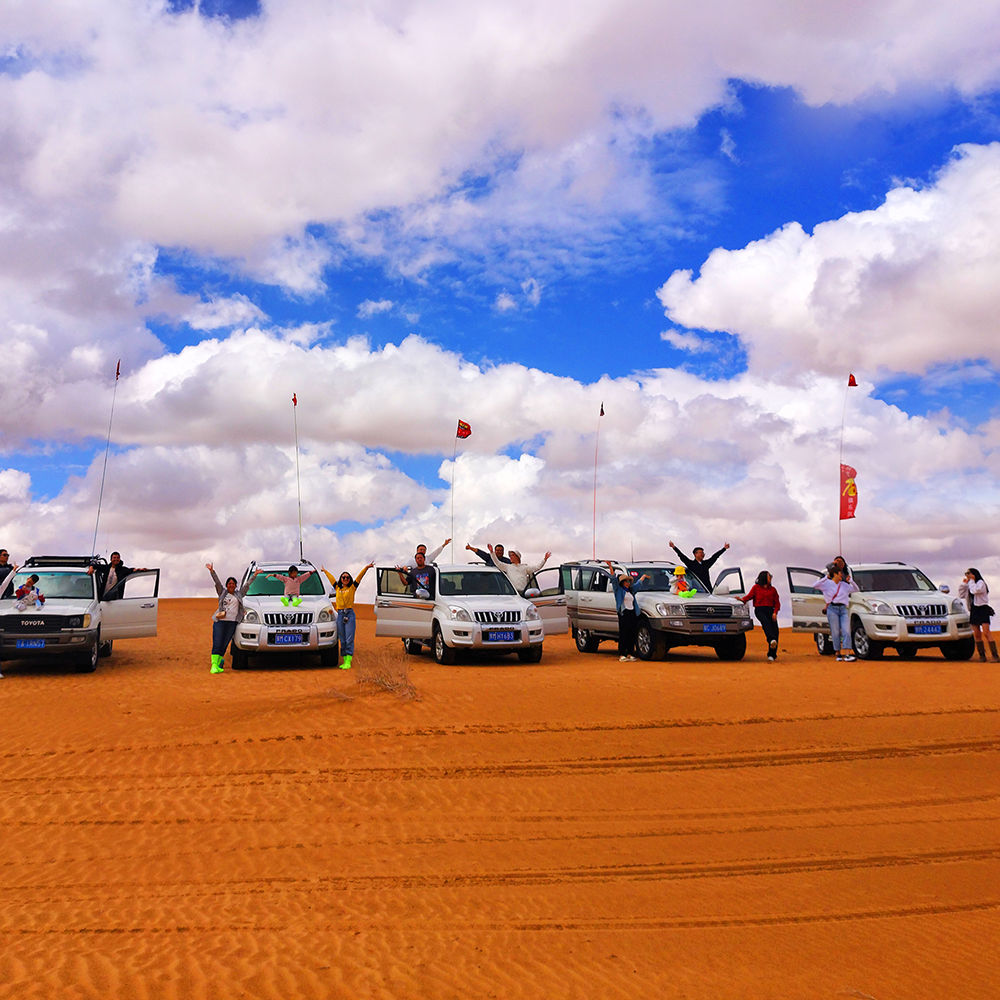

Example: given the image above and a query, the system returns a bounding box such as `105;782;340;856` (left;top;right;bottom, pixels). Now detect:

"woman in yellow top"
322;562;373;669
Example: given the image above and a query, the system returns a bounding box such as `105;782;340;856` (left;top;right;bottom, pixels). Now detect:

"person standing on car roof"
488;545;551;594
812;566;858;661
322;561;374;671
741;570;781;662
668;540;730;591
206;563;255;673
959;568;998;662
466;542;511;564
605;562;651;661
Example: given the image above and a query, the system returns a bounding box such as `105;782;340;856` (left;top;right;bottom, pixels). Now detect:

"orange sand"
2;600;1000;999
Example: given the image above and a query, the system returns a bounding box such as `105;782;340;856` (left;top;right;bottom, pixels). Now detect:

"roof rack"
22;556;104;568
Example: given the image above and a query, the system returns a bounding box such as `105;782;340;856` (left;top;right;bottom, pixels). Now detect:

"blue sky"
2;0;1000;594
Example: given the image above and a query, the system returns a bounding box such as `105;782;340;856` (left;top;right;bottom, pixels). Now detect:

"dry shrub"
354;647;420;702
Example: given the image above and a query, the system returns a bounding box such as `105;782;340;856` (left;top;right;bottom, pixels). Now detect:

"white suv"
0;556;159;673
231;560;339;669
787;562;974;660
374;563;567;664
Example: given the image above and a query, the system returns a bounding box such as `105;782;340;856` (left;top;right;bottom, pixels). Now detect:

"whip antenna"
92;360;121;557
293;393;304;562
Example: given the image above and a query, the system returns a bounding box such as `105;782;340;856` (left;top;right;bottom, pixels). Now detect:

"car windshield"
627;566;710;594
438;571;517;597
246;568;326;596
852;568;936;592
3;571;95;601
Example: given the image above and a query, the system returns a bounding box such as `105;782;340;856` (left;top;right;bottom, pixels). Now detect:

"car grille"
896;603;947;618
684;604;733;619
0;615;75;632
263;612;314;626
474;610;521;624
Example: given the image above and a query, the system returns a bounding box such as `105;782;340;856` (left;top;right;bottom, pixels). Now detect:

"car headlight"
449;606;472;621
318;606;334;622
657;603;685;616
524;604;540;621
868;600;895;615
732;603;750;618
952;598;968;614
243;609;260;624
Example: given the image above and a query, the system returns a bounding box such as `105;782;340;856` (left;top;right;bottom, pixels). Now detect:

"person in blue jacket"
605;562;651;661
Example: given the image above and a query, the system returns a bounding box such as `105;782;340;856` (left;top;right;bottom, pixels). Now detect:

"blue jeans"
337;609;356;656
827;604;850;652
212;619;238;656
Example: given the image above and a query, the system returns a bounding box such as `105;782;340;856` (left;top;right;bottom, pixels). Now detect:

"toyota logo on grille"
22;619;45;626
284;613;296;624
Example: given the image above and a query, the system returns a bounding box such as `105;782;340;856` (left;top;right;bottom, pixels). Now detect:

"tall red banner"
840;464;858;520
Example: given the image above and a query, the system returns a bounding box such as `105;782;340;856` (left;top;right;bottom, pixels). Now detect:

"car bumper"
441;621;544;649
0;630;98;656
651;618;754;636
234;623;338;652
861;616;972;643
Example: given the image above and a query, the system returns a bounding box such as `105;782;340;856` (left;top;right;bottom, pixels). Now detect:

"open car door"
713;566;746;597
786;567;828;633
374;567;434;639
101;569;160;639
525;567;568;636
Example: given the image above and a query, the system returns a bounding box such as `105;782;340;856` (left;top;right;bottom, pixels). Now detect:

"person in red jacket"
741;570;781;661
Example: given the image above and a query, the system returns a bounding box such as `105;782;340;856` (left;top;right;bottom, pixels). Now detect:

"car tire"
98;639;113;658
402;638;423;656
433;625;456;665
814;633;835;656
76;637;99;673
714;634;747;661
574;628;600;653
896;646;919;659
940;638;976;660
319;643;340;667
517;645;543;663
852;620;883;659
635;619;666;661
231;646;249;670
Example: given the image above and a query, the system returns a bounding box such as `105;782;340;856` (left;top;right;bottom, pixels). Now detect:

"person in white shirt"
206;564;254;673
812;567;859;661
488;545;551;594
959;568;997;662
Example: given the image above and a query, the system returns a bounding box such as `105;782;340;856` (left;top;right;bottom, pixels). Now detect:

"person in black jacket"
87;552;148;600
668;540;730;591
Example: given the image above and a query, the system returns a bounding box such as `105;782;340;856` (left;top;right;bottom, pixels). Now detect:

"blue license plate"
275;633;303;644
16;639;45;649
485;630;517;642
914;625;942;634
703;623;726;633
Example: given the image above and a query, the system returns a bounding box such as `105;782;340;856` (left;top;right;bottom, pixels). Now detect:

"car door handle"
141;603;155;608
377;599;393;607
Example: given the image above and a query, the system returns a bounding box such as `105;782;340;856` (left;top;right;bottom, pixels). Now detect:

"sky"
2;0;1000;603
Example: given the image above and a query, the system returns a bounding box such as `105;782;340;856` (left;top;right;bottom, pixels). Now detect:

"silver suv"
0;556;159;673
231;560;339;669
787;562;974;660
562;560;753;660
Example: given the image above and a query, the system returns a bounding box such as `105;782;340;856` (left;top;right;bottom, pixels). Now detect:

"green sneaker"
339;654;352;670
292;596;303;607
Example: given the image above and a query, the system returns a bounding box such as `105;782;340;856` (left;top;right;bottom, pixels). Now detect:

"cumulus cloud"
357;299;395;319
658;143;1000;378
494;291;518;313
661;328;713;353
183;293;266;330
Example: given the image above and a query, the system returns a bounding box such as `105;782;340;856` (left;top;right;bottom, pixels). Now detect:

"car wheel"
433;626;456;665
852;621;883;659
231;646;249;670
319;643;340;667
98;639;113;658
814;633;835;656
76;637;99;673
635;619;666;661
402;638;423;656
896;646;919;659
517;645;543;663
940;638;976;660
574;628;600;653
714;634;747;661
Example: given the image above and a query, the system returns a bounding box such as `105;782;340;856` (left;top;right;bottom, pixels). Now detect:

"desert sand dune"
2;599;1000;998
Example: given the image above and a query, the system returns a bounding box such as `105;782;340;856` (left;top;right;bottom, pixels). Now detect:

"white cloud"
657;143;1000;379
183;293;266;330
357;299;395;319
494;291;518;313
521;278;543;307
660;328;713;353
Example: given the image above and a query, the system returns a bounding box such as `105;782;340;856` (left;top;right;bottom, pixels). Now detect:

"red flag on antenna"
840;464;858;520
292;393;297;406
599;402;604;416
115;360;121;381
456;419;472;439
848;374;857;387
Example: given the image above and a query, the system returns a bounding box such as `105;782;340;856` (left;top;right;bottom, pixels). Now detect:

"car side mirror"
415;588;430;600
713;582;730;596
938;583;950;594
523;588;541;599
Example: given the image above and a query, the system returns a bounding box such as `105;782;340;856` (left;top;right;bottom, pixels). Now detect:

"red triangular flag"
848;374;857;387
456;419;472;439
599;402;604;417
292;393;297;406
115;360;121;381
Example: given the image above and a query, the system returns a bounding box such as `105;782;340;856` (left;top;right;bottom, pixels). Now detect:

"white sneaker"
619;655;628;661
836;655;844;661
843;654;856;661
767;654;775;662
627;655;638;661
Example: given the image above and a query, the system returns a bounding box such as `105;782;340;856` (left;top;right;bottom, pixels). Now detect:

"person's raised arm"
321;567;337;589
354;562;374;588
704;543;730;569
206;563;224;596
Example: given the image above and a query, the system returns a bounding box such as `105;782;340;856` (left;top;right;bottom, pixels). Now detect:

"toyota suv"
786;562;974;659
562;560;752;660
231;560;339;668
0;556;160;673
374;563;566;663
